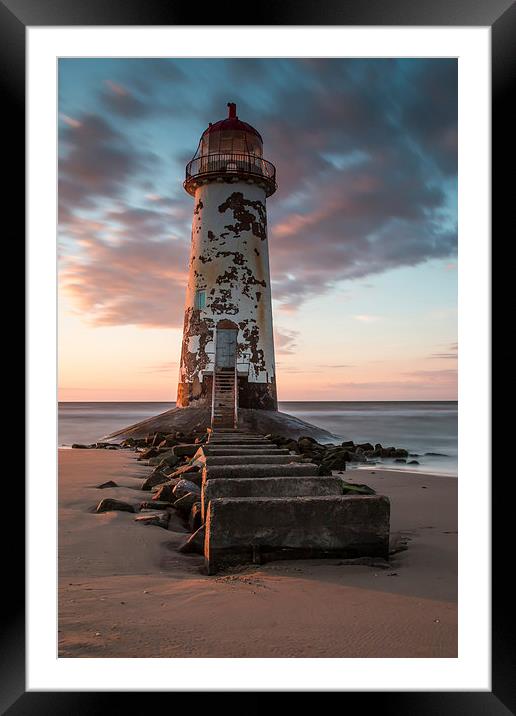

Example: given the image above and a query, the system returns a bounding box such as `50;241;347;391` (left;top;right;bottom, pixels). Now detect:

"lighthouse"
177;102;278;428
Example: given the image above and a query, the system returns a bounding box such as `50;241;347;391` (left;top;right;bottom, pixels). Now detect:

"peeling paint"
218;192;267;241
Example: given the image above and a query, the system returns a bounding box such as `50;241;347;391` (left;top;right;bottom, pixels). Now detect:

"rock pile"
266;434;410;471
87;429;413;571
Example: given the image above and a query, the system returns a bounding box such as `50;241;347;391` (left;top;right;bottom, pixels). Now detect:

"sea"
58;401;458;477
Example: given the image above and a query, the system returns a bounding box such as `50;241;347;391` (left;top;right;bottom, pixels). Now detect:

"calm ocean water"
58;401;458;477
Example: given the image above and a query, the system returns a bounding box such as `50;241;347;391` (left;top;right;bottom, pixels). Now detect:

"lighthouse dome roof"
202;102;262;142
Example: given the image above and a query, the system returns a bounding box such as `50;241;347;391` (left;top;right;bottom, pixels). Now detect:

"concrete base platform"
202;476;345;520
204;495;390;574
203;463;318;481
103;406;343;444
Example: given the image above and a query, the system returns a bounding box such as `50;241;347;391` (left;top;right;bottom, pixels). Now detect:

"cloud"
353;314;381;323
140;361;179;374
59;113;155;220
326;368;457;398
274;328;299;355
60;218;189;328
427;342;458;359
318;364;355;368
99;80;148;118
58;58;457;328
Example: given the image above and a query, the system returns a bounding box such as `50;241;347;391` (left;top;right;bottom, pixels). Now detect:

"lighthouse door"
215;327;237;368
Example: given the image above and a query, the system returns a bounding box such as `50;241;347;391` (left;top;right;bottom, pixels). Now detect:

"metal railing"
185;152;276;196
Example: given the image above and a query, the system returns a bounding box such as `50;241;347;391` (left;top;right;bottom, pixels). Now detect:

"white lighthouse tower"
177;102;278;428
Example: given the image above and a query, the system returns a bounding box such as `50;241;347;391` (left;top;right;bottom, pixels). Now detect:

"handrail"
184;152;277;197
234;363;238;429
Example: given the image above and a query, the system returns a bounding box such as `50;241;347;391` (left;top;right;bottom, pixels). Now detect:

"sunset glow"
58;58;457;402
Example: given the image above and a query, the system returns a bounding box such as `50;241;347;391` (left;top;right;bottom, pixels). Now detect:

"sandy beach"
58;448;457;658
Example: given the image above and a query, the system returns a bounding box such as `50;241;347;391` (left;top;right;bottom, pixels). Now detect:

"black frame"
8;0;507;710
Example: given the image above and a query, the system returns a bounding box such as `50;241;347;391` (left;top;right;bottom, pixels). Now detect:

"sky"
58;58;457;402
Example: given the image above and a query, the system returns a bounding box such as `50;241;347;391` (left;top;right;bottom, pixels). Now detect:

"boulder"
134;512;169;528
178;525;205;554
140;501;172;510
322;449;353;470
158;452;181;468
285;440;300;453
356;442;374;452
172;444;199;458
341;440;355;449
341;482;376;495
171;463;200;479
96;480;118;489
297;435;318;446
189;502;203;532
148;451;180;467
173;492;199;514
152;479;181;502
95;442;117;449
95;498;135;514
120;438;136;448
173;479;201;500
317;462;334;476
137;447;160;461
141;470;171;491
151;432;168;447
408;460;420;465
393;448;409;458
158;438;177;449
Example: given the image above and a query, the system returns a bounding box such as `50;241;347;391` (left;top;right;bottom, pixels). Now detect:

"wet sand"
58;449;457;658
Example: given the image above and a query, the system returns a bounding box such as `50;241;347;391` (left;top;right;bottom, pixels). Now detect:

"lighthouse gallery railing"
185;152;276;187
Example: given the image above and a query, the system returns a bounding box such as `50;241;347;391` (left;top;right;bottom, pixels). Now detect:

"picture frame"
8;0;506;707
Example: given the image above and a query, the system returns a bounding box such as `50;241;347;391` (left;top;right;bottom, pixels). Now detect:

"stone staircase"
211;368;237;429
194;430;390;574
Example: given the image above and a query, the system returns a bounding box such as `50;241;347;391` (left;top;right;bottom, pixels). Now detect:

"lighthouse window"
195;290;206;310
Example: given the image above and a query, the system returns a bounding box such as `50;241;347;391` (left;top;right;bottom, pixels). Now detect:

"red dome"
202;102;262;142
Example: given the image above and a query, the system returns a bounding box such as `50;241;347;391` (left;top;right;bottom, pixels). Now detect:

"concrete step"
203;463;319;481
202;476;345;520
203;455;306;466
199;447;292;457
209;435;268;439
204;495;390;574
208;438;272;444
210;432;261;436
208;442;273;448
211;430;260;434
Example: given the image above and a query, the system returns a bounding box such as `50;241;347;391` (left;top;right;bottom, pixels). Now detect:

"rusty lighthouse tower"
177;103;278;428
